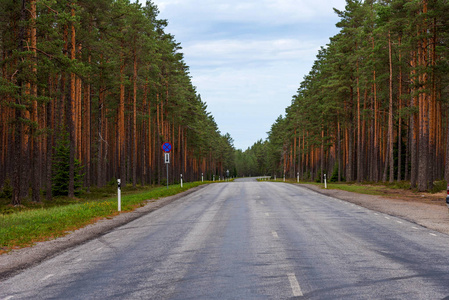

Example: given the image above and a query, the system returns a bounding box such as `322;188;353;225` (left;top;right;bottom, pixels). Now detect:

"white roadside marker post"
117;179;121;212
324;174;327;189
181;174;183;188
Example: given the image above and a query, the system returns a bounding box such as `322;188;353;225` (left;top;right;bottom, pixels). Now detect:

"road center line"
3;296;14;300
430;233;437;237
265;213;270;217
272;231;279;238
287;273;303;297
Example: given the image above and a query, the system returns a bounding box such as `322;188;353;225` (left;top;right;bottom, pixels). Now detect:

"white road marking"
396;221;403;224
374;213;379;216
75;258;83;263
265;213;270;217
287;273;303;297
430;233;437;237
384;216;390;220
272;231;279;238
42;274;54;281
412;227;419;230
3;296;15;300
95;247;103;252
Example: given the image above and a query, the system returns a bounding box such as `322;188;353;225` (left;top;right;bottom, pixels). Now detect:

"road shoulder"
0;184;208;281
299;183;449;235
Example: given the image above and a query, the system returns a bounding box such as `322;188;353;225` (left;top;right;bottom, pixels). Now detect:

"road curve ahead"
2;179;449;299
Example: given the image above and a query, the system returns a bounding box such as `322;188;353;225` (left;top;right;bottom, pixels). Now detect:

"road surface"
1;178;449;299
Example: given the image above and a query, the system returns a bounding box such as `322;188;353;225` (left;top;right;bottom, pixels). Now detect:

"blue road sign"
162;142;172;152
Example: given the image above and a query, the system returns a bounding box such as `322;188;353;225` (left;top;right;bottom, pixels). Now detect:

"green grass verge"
0;182;207;253
306;182;386;195
265;178;447;195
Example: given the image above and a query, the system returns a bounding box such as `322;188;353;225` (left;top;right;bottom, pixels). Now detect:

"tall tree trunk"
397;36;402;182
410;51;418;188
388;31;394;183
119;60;126;186
30;0;40;202
132;54;137;187
356;60;362;182
67;4;76;198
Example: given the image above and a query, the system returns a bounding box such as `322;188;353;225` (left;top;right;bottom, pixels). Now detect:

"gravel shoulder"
1;182;448;281
299;183;449;235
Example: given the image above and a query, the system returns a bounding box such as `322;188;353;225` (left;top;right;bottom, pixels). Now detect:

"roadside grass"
305;182;386;195
267;178;447;196
0;182;208;254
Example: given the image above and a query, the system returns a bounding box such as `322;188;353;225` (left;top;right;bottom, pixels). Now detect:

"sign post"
162;142;172;189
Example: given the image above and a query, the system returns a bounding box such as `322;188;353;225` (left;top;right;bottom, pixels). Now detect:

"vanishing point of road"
1;178;449;299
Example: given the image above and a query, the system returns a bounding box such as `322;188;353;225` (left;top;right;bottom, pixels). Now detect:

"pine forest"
0;0;235;205
240;0;449;192
2;0;449;207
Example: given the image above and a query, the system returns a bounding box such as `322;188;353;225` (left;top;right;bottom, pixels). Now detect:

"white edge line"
430;233;437;237
42;274;54;281
287;273;303;297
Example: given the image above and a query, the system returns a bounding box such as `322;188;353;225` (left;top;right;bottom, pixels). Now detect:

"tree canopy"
0;0;235;204
241;0;449;191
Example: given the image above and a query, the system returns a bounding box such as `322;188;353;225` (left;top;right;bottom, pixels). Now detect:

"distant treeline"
0;0;235;205
239;0;449;191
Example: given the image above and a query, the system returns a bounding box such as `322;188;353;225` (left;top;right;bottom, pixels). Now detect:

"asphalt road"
2;178;449;299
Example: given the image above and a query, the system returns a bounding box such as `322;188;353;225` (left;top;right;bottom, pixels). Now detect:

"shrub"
52;137;84;196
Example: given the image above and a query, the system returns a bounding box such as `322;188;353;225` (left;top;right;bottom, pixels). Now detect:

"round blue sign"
162;142;172;152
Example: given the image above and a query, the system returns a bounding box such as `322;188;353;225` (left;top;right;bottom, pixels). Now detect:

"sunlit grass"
0;182;207;253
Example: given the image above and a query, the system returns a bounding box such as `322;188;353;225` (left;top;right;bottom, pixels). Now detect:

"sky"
140;0;347;150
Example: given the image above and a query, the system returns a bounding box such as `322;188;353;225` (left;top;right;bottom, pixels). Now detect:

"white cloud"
155;0;344;25
184;38;320;65
140;0;346;149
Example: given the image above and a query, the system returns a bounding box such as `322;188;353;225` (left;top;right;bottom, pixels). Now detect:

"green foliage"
430;180;447;194
329;164;345;182
52;137;84;197
315;170;322;183
0;179;13;199
234;139;270;177
242;0;449;189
